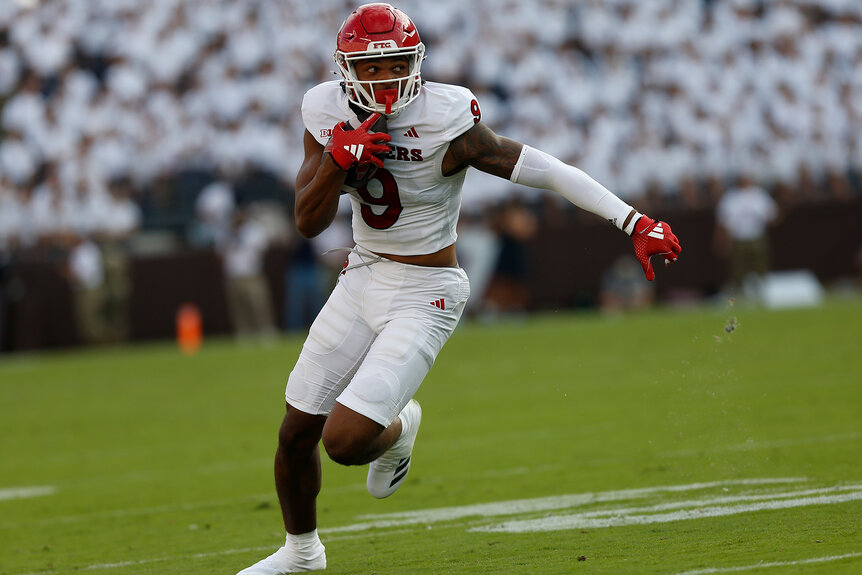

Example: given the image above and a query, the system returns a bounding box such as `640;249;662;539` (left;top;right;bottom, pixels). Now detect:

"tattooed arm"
442;122;523;178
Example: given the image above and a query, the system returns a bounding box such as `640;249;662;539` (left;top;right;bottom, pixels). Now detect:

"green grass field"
2;297;861;574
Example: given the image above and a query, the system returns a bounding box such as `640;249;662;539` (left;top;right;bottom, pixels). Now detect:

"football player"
237;3;681;573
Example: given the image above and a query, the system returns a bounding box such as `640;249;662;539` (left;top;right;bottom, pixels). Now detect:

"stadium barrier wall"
1;199;861;352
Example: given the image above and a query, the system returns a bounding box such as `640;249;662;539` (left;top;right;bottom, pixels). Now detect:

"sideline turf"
1;297;860;574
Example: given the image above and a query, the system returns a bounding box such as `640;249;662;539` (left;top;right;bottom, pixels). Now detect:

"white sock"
285;530;324;561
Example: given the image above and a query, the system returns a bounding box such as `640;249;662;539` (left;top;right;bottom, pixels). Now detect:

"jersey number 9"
357;168;402;229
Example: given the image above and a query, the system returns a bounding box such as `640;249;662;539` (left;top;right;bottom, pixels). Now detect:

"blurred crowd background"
1;0;862;352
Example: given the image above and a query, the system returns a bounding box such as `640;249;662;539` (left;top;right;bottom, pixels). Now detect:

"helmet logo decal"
371;40;398;50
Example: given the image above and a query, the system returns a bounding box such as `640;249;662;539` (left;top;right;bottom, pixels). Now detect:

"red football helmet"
334;3;425;116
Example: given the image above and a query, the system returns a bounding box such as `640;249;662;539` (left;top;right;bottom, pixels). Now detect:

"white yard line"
0;486;56;501
323;478;806;533
10;477;802;528
674;552;862;574
534;484;862;522
11;478;861;574
472;489;862;533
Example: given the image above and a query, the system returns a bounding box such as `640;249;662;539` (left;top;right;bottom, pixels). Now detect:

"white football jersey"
301;80;480;256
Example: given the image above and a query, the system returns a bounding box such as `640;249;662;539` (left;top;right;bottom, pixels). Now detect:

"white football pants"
285;246;470;427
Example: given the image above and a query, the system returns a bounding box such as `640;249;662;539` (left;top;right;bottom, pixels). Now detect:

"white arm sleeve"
510;145;640;235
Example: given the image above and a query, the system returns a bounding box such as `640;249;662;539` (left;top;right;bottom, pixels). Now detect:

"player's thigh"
338;298;466;427
285;284;375;416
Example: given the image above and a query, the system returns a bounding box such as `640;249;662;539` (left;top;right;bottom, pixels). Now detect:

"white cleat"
367;399;422;499
236;544;326;574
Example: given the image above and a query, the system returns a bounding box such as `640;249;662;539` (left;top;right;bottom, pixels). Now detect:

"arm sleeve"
510;145;640;234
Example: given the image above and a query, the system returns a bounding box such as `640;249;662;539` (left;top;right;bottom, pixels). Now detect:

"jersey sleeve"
441;86;480;142
301;82;345;146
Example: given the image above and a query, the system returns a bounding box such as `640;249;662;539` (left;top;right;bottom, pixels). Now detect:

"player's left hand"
631;215;681;281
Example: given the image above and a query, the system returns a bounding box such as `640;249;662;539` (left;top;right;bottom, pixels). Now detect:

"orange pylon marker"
177;303;202;355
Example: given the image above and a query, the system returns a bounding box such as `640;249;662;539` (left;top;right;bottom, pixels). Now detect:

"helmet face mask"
334;3;425;116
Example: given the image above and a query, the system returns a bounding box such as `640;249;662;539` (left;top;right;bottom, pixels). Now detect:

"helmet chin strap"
375;89;398;115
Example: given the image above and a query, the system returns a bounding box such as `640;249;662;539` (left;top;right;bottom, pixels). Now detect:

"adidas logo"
389;456;411;487
648;222;664;240
403;126;419;138
345;143;364;158
430;298;445;310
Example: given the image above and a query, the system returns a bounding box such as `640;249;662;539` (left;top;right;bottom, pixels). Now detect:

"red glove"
324;113;392;171
631;215;681;281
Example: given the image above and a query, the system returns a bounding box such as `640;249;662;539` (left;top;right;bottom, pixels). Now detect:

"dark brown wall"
525;200;862;309
2;199;861;352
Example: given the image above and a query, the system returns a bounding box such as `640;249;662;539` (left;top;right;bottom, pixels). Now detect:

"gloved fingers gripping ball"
324;112;392;171
343;113;392;190
631;215;682;281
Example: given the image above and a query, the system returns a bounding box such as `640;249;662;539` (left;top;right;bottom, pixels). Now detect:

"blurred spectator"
67;235;109;345
456;207;500;318
599;255;656;314
283;237;328;333
221;206;277;341
484;197;538;317
714;174;779;298
282;206;352;333
188;179;236;249
97;176;141;343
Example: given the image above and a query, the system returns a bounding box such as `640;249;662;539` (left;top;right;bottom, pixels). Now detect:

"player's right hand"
324;113;392;171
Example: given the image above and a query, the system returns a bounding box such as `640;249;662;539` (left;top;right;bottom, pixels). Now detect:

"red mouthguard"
375;89;398;114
